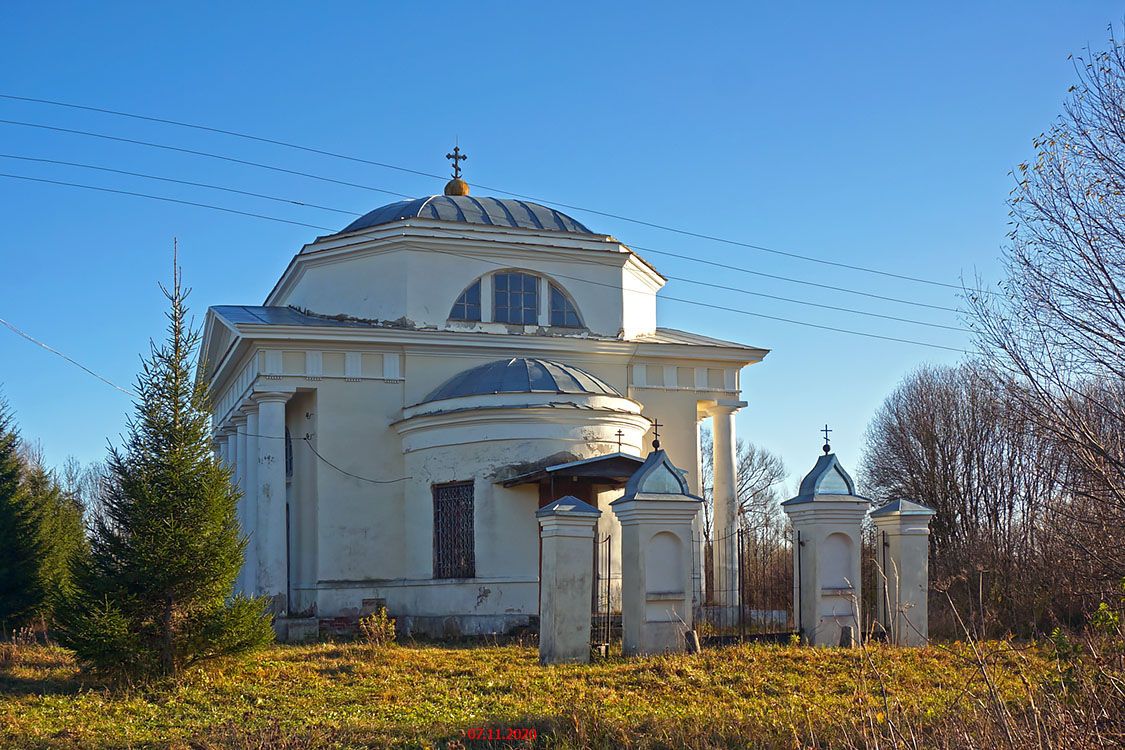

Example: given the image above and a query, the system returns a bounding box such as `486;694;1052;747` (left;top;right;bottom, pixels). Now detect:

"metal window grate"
433;481;475;579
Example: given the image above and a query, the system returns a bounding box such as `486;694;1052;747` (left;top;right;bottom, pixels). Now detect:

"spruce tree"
23;464;87;616
60;259;273;677
0;400;45;634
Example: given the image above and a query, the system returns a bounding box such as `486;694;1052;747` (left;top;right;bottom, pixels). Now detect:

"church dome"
336;196;595;236
422;358;620;404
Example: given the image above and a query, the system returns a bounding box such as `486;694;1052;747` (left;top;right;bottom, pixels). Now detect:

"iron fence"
694;523;796;643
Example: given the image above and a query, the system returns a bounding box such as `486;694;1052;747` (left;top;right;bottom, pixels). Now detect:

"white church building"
202;163;766;637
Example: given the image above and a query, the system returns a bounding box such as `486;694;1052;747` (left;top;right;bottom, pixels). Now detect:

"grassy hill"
0;638;1106;749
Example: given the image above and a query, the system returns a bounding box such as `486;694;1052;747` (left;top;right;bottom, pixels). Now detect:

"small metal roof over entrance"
502;452;646;488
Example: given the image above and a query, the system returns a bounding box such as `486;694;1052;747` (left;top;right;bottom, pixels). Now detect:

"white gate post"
782;450;870;647
537;497;601;665
870;499;936;646
612;449;703;656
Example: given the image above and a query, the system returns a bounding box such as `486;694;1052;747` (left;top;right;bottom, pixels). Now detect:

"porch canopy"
502;452;647;506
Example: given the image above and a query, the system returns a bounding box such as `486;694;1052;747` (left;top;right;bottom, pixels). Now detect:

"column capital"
251;388;295;405
231;413;248;428
702;399;748;417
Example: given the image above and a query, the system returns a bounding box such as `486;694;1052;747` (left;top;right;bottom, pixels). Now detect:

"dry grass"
0;638;1116;749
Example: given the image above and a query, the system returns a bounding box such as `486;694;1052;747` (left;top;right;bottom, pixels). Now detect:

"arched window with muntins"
493;272;539;324
549;283;582;327
449;279;482;321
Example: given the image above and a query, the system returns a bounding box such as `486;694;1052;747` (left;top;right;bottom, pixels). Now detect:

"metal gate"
591;532;619;654
861;526;887;640
694;523;798;644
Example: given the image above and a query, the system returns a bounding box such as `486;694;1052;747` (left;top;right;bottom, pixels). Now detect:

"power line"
0;97;983;293
0;172;329;229
421;246;974;354
0;153;359;216
0;153;963;320
0;315;134;395
0;118;414;201
0;169;972;346
0;314;409;481
299;437;410;484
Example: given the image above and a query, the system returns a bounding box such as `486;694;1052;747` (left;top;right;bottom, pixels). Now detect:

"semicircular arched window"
549;283;582;327
449;279;482;322
494;272;539;324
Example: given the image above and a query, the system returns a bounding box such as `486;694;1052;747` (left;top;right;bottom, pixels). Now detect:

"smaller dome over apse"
422;358;620;404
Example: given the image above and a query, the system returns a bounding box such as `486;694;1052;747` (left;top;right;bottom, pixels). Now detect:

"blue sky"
0;2;1116;487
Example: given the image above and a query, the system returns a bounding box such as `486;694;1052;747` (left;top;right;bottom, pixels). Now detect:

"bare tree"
699;430;787;541
860;361;1095;635
59;456;108;531
968;27;1125;589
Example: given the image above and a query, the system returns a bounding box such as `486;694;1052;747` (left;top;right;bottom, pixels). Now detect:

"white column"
232;415;249;595
537;497;601;665
243;405;260;597
871;501;936;647
254;391;290;615
707;401;744;610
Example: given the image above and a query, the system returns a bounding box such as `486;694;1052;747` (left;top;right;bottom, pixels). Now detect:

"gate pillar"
782;449;870;647
537;496;601;665
612;449;703;656
870;499;936;646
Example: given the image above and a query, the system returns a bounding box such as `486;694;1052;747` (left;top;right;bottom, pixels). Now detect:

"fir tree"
0;399;45;633
23;463;87;616
60;257;273;677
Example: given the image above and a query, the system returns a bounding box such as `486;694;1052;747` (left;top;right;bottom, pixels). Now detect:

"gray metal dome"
423;358;620;403
336;196;594;236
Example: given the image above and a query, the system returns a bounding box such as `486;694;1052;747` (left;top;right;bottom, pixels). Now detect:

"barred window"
549;283;582;327
449;280;481;321
493;272;539;324
433;481;475;579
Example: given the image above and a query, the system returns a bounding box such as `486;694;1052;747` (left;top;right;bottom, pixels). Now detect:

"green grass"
0;640;1052;749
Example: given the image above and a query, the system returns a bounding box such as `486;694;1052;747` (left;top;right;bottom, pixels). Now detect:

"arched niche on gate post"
611;448;702;656
782;451;871;647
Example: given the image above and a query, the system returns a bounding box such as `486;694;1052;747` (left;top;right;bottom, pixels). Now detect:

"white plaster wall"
280;249;409;323
311;378;408;591
273;241;649;339
286;390;319;614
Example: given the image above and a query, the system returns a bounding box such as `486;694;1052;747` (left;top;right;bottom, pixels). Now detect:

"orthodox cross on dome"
615;429;625;453
445;145;467;179
821;424;833;454
651;419;663;451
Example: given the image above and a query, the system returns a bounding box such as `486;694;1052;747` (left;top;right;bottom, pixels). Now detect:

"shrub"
357;607;396;649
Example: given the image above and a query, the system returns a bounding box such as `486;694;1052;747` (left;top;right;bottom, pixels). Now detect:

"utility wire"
0;99;981;293
0;170;973;352
0;118;414;201
0;315;134;395
0;172;328;229
0;154;963;321
0;316;409;482
0;168;972;341
299;436;410;484
0;153;359;215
